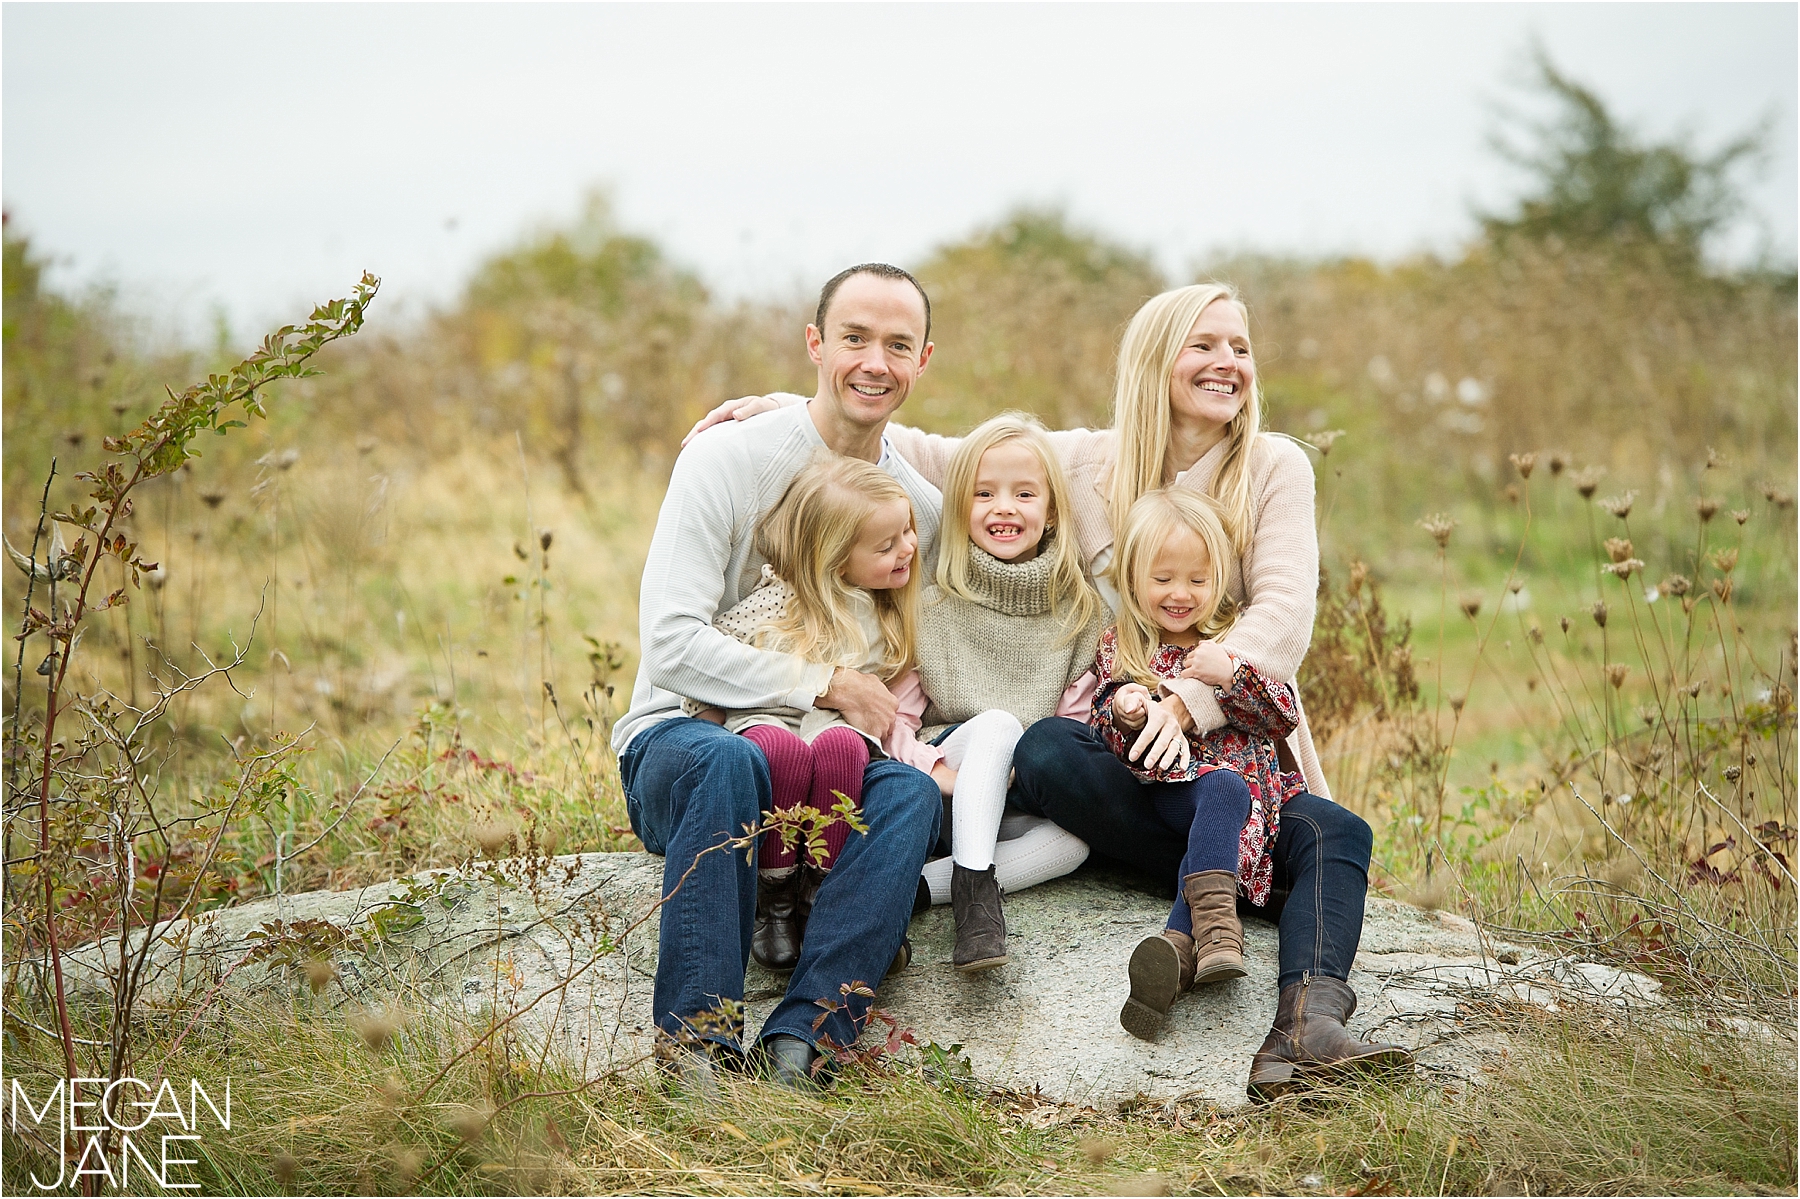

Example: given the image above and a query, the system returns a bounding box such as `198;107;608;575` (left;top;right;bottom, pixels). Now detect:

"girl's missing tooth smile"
968;440;1051;562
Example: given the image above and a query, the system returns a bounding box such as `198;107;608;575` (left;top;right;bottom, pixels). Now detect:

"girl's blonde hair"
1106;488;1238;688
1109;283;1261;553
936;412;1105;644
752;452;919;681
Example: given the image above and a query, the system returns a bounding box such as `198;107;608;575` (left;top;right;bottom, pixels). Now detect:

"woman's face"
1167;301;1255;438
841;498;917;590
1137;524;1214;645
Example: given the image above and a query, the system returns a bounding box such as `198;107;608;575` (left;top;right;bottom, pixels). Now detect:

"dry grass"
3;996;1791;1195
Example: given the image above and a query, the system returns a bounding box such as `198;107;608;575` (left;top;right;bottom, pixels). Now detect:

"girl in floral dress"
1092;487;1303;1040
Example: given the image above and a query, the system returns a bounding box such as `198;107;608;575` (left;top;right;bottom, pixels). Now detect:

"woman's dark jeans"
1009;717;1373;991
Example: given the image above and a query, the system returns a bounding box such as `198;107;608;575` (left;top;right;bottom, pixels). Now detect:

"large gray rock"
72;851;1660;1108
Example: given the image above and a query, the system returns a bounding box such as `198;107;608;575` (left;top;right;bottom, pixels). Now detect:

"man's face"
806;274;933;432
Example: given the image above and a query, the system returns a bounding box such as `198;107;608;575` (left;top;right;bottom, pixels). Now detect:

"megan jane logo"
7;1076;231;1191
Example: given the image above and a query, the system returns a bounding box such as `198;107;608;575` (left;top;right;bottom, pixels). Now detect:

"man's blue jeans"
619;716;941;1053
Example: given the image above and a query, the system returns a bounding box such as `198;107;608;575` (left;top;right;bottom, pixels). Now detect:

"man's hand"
930;760;958;798
1111;683;1154;731
815;667;900;739
682;394;785;447
1129;699;1192;773
1179;641;1236;688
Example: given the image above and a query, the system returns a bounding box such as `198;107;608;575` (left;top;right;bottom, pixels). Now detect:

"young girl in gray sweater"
912;414;1109;971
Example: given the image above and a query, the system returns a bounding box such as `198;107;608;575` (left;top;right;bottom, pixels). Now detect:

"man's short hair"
815;263;932;344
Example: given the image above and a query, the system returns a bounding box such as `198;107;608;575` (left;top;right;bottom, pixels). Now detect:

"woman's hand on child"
1180;641;1237;689
1159;688;1195;733
681;394;783;446
1129;700;1192;773
816;666;900;738
1111;683;1153;730
930;761;958;798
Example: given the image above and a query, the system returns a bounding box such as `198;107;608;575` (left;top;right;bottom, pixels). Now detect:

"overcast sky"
5;3;1795;343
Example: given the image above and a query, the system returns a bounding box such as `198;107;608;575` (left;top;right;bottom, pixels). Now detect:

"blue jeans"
1009;718;1373;991
620;717;941;1052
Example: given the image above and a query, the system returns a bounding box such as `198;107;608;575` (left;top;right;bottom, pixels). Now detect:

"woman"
688;283;1408;1101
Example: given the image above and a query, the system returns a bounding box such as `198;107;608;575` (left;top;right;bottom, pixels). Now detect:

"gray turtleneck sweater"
914;537;1109;743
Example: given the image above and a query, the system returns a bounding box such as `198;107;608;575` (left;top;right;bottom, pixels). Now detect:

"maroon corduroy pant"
741;724;869;870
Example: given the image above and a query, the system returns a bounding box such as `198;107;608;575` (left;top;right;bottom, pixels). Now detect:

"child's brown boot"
1119;930;1196;1041
1183;869;1247;985
752;867;802;971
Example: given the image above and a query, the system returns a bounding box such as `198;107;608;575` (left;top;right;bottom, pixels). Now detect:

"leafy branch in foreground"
2;274;378;1163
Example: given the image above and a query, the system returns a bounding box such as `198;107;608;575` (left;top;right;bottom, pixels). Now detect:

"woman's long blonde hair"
752;453;919;681
935;413;1105;644
1109;283;1261;553
1107;488;1238;688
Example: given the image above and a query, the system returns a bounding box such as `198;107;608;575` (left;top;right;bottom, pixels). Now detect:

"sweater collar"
963;534;1060;616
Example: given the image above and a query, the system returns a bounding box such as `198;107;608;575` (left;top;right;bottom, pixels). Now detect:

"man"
611;263;942;1091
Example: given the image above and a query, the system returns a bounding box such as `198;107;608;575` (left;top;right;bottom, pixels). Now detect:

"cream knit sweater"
877;420;1331;798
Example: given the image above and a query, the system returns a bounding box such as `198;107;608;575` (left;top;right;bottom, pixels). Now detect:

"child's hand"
1181;641;1237;689
1129;699;1192;773
930;760;958;799
1111;683;1153;730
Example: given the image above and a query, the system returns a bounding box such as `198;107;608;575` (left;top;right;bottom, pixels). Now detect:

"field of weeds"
3;107;1796;1193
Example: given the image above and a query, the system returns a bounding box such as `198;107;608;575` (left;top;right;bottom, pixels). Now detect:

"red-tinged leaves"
16;608;52;639
102;436;130;453
1688;858;1741;886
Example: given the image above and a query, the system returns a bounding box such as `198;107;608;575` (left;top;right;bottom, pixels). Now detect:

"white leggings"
919;709;1091;904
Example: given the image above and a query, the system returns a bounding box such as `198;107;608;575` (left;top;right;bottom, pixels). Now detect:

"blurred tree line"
5;52;1794;530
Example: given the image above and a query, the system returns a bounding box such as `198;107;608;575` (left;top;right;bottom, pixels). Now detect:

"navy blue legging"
1150;769;1252;936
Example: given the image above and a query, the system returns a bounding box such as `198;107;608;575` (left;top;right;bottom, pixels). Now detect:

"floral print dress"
1089;627;1304;906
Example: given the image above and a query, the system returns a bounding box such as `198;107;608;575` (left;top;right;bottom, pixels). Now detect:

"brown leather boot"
1246;974;1412;1102
751;867;802;971
1183;869;1248;986
951;863;1009;972
1119;930;1196;1041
